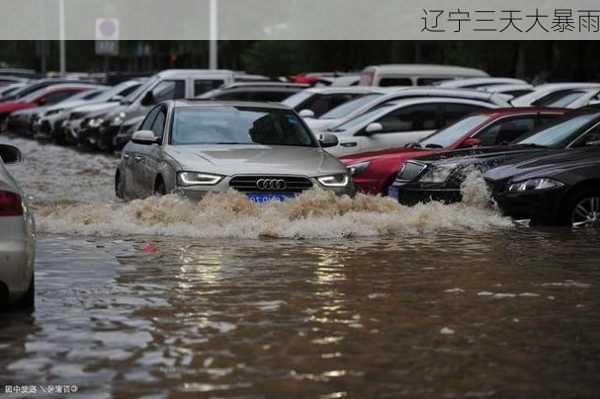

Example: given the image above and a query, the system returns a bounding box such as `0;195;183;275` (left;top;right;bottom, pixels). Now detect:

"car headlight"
418;165;457;184
111;112;127;126
177;172;223;186
88;117;104;128
318;173;350;187
347;161;370;176
508;178;564;193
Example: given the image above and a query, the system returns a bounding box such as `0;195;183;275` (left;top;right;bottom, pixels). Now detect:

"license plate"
247;193;296;203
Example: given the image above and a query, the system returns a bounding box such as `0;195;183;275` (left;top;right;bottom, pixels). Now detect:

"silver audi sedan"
116;100;355;202
0;144;35;310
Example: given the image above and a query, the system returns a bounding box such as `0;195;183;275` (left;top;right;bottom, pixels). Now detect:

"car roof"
155;69;235;79
219;82;309;90
477;107;567;116
302;86;388;95
362;64;488;76
171;99;292;110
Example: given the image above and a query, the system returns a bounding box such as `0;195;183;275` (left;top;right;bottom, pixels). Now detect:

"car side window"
194;80;225;96
302;93;363;117
378;78;413;87
441;103;486;126
572;122;600;147
476;116;536;146
150;108;167;139
152;80;185;103
375;104;438;133
39;90;76;105
140;106;162;131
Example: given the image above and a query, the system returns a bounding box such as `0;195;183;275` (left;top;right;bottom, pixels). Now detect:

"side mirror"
459;137;481;148
0;144;22;164
141;91;155;106
299;109;315;118
319;133;339;148
131;130;159;145
363;122;383;135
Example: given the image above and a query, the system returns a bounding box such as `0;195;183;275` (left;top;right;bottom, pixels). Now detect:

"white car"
281;86;389;118
323;97;497;157
482;84;534;98
511;83;600;107
436;77;527;89
359;64;488;87
305;87;511;133
0;144;35;310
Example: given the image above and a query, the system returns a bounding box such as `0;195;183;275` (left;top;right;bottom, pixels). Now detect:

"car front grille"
396;161;427;183
229;175;313;193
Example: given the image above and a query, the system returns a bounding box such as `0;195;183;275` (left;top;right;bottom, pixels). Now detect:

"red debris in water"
143;243;159;253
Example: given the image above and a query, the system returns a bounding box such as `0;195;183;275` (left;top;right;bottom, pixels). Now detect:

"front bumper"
493;188;566;223
0;217;34;304
389;183;461;205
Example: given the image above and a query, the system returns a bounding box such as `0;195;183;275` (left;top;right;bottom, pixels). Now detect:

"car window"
476;116;536;146
298;93;365;118
194;79;226;96
378;78;412;87
140;106;162;131
419;114;489;148
441;103;486;126
152;80;186;103
39;90;77;105
150;108;167;138
572;122;600;147
375;104;439;133
320;94;383;120
170;107;317;147
532;90;586;107
417;78;449;86
518;113;600;148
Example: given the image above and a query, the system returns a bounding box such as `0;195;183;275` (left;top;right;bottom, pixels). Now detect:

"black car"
486;147;600;226
390;109;600;205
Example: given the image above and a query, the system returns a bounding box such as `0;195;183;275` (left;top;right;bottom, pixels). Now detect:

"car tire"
6;276;35;312
562;188;600;228
115;172;125;199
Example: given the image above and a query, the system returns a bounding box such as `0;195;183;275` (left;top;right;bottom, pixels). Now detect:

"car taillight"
0;191;23;217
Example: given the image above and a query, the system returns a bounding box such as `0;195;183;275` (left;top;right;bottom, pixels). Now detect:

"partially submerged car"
341;107;566;195
389;109;600;205
116;100;354;202
486;147;600;227
0;144;35;310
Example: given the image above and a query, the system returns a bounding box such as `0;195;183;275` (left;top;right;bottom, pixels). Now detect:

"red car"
341;107;568;195
0;84;93;125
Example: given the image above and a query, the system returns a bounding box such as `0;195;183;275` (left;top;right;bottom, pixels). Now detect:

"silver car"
0;144;35;310
116;100;355;201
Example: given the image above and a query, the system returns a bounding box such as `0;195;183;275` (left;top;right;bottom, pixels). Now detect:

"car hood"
164;145;345;176
485;147;600;182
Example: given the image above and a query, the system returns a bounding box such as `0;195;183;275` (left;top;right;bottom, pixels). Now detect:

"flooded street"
1;137;600;398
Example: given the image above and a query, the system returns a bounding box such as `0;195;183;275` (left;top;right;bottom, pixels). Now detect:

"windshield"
419;114;489;148
517;113;600;148
320;93;382;119
171;107;317;147
330;104;395;132
281;91;313;108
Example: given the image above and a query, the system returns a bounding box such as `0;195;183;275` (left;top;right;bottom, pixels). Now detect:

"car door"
125;106;161;197
139;105;167;196
353;103;440;153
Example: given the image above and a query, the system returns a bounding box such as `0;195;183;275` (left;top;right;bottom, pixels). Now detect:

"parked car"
199;82;308;103
487;147;600;227
116;100;354;201
32;80;142;142
0;144;35;310
341;107;566;195
0;83;27;99
389;109;600;205
281;87;388;119
77;69;236;151
436;77;527;89
10;87;107;137
322;97;497;157
2;83;99;133
305;87;513;133
0;78;93;102
511;83;600;107
359;64;489;87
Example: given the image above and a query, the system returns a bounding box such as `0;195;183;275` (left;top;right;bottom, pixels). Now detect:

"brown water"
1;136;600;398
1;230;600;398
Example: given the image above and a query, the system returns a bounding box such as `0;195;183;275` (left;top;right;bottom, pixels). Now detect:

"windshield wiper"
514;143;547;148
424;143;443;149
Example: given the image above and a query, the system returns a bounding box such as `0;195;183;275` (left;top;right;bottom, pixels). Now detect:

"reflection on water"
1;230;600;398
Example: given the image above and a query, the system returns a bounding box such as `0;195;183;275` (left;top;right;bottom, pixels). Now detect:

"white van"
359;64;489;87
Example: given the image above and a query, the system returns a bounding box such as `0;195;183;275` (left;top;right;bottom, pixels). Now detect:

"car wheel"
154;178;167;196
565;189;600;228
115;172;125;199
7;276;35;312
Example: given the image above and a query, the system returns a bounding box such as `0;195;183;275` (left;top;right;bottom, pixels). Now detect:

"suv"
77;69;236;151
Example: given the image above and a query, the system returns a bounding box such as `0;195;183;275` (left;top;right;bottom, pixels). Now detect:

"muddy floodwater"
1;136;600;398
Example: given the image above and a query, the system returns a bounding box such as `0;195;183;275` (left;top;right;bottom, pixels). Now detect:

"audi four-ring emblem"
256;178;287;191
